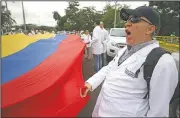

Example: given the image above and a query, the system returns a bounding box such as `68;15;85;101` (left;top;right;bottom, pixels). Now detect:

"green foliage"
14;24;55;32
56;16;67;31
77;7;97;32
51;1;179;37
53;1;129;31
37;25;55;32
53;11;61;21
102;4;115;28
101;3;129;28
1;5;16;31
149;1;180;36
65;1;80;30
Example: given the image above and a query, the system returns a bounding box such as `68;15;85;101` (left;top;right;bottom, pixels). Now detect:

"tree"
149;1;180;36
102;3;129;28
52;1;130;31
17;24;55;32
20;24;37;31
38;25;55;32
77;6;102;32
53;11;61;21
54;1;104;31
101;4;115;28
1;5;16;32
65;1;80;30
52;11;67;31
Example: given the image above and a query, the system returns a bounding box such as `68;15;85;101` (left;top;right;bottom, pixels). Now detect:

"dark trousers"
101;52;107;67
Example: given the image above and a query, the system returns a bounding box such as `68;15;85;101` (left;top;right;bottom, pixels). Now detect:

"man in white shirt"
101;25;109;67
31;29;35;35
91;20;104;72
80;6;178;117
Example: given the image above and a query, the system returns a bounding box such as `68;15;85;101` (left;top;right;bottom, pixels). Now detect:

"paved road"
77;57;103;117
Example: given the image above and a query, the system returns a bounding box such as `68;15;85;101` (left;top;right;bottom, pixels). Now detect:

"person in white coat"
80;6;178;117
80;30;84;39
91;21;104;72
101;25;109;67
82;30;92;60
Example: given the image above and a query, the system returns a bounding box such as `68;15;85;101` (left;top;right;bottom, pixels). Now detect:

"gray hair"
152;26;160;39
100;21;104;24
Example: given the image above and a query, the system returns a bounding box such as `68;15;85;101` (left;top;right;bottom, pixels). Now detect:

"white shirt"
86;41;178;117
81;34;85;39
102;28;109;53
31;31;35;35
82;34;92;47
28;33;32;36
91;26;104;54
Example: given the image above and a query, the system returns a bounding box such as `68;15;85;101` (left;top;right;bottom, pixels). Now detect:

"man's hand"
80;82;92;98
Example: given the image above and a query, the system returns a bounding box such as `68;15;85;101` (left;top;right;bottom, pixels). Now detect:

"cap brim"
120;8;142;21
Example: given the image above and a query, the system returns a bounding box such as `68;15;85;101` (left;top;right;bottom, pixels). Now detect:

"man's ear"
146;25;155;35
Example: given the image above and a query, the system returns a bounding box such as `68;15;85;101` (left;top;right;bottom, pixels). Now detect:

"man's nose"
125;21;132;28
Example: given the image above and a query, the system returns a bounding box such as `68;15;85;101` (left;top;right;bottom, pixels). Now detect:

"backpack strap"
143;47;171;99
170;80;179;103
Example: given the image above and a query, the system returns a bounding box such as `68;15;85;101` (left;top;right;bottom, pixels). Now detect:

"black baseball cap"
120;6;160;27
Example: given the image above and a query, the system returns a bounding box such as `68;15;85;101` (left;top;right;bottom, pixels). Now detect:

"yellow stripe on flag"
1;33;56;58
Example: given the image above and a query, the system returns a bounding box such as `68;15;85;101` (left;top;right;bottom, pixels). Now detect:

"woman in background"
83;30;92;60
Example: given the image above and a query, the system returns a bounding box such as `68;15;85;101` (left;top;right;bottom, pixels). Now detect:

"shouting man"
80;6;178;117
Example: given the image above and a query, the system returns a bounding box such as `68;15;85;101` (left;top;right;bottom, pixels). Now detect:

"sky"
3;1;149;27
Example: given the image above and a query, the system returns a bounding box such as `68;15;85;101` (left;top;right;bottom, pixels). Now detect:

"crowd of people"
81;21;109;73
2;29;52;36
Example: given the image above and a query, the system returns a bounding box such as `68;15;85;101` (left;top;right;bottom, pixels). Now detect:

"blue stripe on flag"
2;34;66;84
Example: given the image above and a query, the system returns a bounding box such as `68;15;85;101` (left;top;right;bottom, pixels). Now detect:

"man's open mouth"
125;30;131;35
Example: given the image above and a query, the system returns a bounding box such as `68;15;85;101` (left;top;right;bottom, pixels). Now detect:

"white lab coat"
102;29;109;53
80;34;84;39
91;26;104;55
31;30;35;35
82;34;92;48
86;41;178;117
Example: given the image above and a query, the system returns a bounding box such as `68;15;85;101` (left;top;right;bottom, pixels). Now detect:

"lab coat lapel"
117;46;137;68
115;46;127;60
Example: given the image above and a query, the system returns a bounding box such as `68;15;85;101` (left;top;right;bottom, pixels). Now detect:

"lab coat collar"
116;46;137;67
135;40;160;57
118;40;159;67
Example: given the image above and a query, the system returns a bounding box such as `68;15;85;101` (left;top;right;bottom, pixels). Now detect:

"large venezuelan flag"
1;34;89;117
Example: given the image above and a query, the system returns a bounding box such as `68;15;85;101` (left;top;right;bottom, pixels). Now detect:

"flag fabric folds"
1;34;90;117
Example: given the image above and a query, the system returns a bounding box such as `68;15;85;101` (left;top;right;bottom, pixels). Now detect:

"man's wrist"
85;82;93;91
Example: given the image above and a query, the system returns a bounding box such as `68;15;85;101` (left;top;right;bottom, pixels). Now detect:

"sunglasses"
128;16;153;25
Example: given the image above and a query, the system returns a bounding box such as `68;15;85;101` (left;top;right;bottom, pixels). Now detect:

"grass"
159;41;179;53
